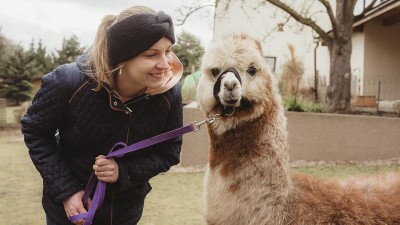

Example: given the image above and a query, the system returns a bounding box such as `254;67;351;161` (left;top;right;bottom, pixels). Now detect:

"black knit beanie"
106;11;175;68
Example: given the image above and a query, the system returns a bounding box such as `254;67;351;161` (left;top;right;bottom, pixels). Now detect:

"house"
212;0;400;106
351;0;400;105
213;0;331;100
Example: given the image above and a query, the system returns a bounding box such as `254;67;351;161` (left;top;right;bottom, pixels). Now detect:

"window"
265;56;276;72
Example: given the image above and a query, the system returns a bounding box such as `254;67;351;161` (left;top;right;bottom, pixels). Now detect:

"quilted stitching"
22;62;183;225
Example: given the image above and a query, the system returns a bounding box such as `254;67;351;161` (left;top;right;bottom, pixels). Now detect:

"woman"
21;5;183;225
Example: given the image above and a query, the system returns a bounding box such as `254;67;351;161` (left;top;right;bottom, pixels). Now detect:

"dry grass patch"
0;139;44;224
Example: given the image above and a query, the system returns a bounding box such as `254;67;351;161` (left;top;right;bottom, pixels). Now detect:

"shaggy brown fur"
197;34;400;225
291;174;400;224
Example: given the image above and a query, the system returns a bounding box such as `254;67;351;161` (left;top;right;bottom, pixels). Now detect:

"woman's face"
120;37;173;90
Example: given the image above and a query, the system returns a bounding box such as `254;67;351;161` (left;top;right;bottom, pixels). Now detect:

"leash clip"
191;114;221;131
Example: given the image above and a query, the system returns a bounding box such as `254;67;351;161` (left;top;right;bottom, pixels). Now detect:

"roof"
354;0;400;27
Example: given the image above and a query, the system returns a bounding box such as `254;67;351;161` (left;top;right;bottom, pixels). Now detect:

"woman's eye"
210;68;220;77
145;54;156;58
247;66;257;76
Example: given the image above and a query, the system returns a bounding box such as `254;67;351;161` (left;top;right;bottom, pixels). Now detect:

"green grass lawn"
292;164;400;179
1;134;400;225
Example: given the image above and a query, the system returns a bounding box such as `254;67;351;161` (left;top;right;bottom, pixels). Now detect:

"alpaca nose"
224;80;237;91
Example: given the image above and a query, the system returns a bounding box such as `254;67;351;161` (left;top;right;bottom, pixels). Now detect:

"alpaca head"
197;34;281;134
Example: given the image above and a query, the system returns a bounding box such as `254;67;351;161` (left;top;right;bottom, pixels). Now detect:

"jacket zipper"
106;90;148;225
110;108;129;225
126;112;131;143
110;190;116;225
111;102;132;224
123;94;149;144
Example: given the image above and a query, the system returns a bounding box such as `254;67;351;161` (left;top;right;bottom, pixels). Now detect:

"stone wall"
181;108;400;166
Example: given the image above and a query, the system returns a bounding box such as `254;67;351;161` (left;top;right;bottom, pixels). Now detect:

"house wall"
213;0;332;87
364;21;400;100
350;31;365;96
181;108;400;166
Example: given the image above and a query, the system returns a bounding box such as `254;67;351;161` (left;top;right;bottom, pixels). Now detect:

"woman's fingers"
63;190;87;225
93;156;119;183
94;157;108;166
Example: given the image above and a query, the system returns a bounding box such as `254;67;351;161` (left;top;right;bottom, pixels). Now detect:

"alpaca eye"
247;66;257;76
210;68;220;77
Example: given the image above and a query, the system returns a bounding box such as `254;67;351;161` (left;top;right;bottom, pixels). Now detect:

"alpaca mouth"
216;97;252;116
221;94;241;106
224;99;239;105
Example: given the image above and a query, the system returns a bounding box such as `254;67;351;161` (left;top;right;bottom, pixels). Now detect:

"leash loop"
68;113;224;224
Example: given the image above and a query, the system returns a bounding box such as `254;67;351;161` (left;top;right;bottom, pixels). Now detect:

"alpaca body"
205;112;400;225
290;173;400;224
204;165;288;225
204;105;292;225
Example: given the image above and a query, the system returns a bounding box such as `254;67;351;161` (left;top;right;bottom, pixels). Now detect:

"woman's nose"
156;54;171;70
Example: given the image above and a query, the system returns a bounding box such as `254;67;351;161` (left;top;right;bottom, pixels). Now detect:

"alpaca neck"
207;110;293;224
208;109;291;183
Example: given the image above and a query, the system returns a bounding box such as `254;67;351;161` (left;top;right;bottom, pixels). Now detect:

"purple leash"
68;114;222;225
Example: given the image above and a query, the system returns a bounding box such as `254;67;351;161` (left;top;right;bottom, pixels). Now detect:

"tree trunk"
326;39;352;112
325;0;355;113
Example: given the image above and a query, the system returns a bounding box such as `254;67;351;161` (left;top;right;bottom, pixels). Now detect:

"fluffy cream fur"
197;34;400;225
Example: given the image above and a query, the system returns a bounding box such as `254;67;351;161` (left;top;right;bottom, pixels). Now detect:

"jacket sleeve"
115;84;183;192
21;66;82;202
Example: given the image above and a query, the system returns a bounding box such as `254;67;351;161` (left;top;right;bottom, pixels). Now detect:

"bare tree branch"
354;0;378;21
262;15;291;42
362;0;379;14
318;0;338;38
263;0;332;43
176;4;215;26
301;0;317;18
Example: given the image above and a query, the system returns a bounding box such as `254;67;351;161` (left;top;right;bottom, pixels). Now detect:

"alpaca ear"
254;40;263;56
231;33;263;56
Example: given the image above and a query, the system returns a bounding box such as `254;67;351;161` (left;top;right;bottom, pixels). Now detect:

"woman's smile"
148;72;164;79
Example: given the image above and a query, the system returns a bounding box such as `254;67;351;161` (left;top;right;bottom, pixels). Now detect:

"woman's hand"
93;155;119;183
63;190;92;225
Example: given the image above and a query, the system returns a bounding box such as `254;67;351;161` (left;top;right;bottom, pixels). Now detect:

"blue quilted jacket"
21;56;183;225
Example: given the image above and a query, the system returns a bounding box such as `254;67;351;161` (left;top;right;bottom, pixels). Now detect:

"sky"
0;0;214;52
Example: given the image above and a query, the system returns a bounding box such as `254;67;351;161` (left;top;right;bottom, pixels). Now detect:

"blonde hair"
87;6;157;90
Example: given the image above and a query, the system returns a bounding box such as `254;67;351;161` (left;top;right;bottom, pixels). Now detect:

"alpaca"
196;34;400;225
